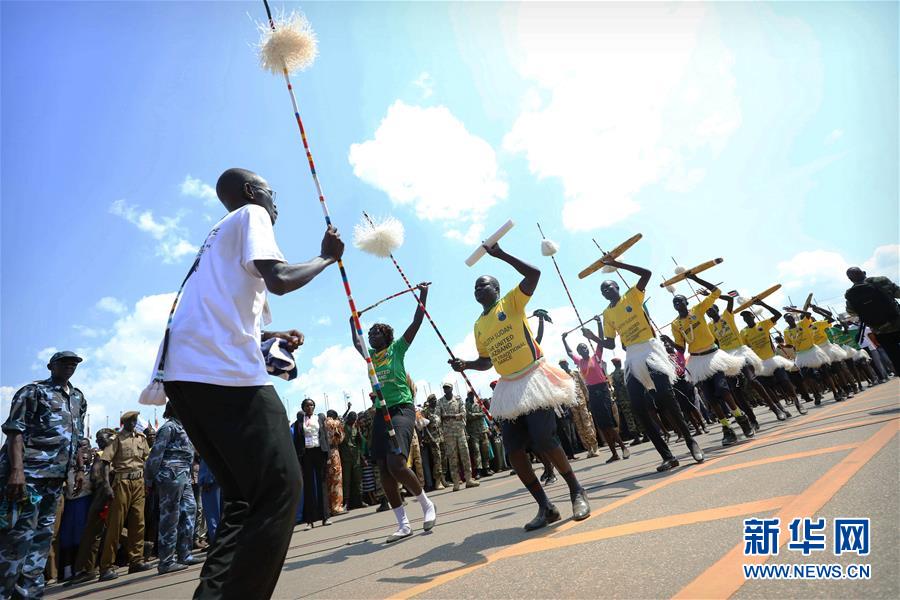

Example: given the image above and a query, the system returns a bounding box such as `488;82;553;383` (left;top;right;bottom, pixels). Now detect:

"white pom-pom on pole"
257;11;318;74
674;265;686;275
466;220;515;266
354;216;404;258
540;239;559;257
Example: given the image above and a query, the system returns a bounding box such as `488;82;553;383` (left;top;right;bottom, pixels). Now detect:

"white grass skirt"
842;345;867;362
491;358;575;420
760;355;796;376
624;338;676;391
818;342;847;362
795;346;830;369
686;349;746;384
725;345;764;374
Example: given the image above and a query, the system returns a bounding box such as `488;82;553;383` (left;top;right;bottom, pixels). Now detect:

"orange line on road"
672;418;899;600
685;443;858;479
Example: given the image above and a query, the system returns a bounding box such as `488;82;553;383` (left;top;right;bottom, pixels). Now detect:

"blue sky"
2;1;897;436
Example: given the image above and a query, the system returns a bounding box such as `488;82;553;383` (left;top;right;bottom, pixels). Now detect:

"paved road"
49;381;899;599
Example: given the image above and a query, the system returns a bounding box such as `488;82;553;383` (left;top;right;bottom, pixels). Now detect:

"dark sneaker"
736;415;755;438
605;454;621;464
656;457;680;472
158;563;188;575
98;570;119;582
524;504;561;531
65;572;97;586
385;528;412;544
181;556;204;566
722;427;738;447
128;563;153;574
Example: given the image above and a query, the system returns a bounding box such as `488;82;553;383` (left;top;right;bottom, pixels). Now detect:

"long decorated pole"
260;1;399;452
362;212;494;423
537;223;595;352
358;286;422;315
592;238;664;335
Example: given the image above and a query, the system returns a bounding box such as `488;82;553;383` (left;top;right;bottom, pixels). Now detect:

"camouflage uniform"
437;394;471;485
144;418;196;570
339;421;363;509
465;400;492;472
611;367;642;437
0;378;86;599
407;431;425;486
566;371;599;455
420;403;445;486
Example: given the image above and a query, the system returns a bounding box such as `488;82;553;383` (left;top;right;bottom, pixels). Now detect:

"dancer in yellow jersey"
451;242;590;532
808;305;859;396
783;311;845;404
595;258;704;472
705;291;793;421
737;301;808;416
670;273;755;446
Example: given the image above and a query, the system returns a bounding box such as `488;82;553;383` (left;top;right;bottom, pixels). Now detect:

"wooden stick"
659;258;723;287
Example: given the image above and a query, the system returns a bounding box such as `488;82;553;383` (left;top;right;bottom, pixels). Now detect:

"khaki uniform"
98;431;150;571
420;404;445;486
437;394;471;484
568;372;599;453
407;431;425;486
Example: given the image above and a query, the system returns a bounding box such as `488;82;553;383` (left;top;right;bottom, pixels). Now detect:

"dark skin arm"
702;288;735;313
261;329;304;352
687;273;718;295
254;226;344;296
600;258;651;292
757;299;782;323
535;315;545;345
582;317;606;346
402;284;430;344
349;317;364;356
342;402;351;420
483;242;540;296
561;332;574;358
810;304;835;322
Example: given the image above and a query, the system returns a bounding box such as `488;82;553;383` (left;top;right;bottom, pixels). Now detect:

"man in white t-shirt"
162;167;344;599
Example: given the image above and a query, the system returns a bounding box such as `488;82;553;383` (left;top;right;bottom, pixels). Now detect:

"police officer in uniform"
97;411;152;581
1;351;87;599
144;403;203;575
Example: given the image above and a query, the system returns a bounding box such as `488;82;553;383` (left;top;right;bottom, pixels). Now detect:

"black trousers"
876;330;900;374
166;382;301;600
625;370;695;461
300;448;329;524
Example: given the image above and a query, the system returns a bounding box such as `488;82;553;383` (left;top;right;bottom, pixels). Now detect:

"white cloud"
315;315;332;326
776;244;900;307
413;72;435;99
288;344;371;410
348;101;508;242
73;324;107;338
180;175;218;205
110;200;197;263
96;296;127;315
825;128;844;145
502;3;741;231
444;223;485;246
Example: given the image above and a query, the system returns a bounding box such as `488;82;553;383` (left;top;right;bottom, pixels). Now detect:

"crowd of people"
2;167;898;600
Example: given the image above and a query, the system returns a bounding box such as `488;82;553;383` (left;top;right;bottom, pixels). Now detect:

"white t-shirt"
859;326;874;350
162;204;285;386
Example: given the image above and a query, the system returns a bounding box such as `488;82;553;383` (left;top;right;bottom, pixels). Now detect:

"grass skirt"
686;348;745;383
624;338;676;391
818;342;847;362
795;346;830;369
491;358;575;420
760;355;796;376
841;345;868;362
725;345;764;374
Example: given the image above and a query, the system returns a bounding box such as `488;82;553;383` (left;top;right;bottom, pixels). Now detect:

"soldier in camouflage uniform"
420;395;445;489
437;383;478;491
610;358;646;445
1;351;87;599
557;360;600;457
144;403;203;575
465;392;494;477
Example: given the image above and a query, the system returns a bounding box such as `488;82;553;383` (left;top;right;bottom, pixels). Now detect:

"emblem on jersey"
625;306;633;313
498;311;507;322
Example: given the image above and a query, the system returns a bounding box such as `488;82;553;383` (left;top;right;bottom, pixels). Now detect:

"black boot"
524;504;561;531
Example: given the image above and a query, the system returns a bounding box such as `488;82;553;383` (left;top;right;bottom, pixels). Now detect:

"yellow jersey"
712;310;743;351
784;317;816;353
811;320;831;345
740;318;777;360
474;286;541;376
603;287;655;348
671;289;721;353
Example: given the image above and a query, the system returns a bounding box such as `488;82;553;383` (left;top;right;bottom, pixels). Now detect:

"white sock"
393;506;411;533
416;492;436;522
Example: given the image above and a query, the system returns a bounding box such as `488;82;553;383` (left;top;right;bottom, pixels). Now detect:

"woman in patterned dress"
325;410;346;515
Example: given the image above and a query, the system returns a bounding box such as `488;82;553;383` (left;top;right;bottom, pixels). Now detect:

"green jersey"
368;337;413;409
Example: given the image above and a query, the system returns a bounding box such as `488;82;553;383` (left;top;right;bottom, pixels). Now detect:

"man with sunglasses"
160;168;344;599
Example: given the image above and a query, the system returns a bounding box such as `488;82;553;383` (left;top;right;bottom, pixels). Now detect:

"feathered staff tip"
354;216;405;258
257;10;319;74
540;239;559;256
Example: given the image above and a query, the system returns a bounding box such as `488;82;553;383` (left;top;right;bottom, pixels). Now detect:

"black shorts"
800;366;821;379
771;367;791;384
588;383;617;430
699;371;730;401
500;408;559;454
372;403;415;460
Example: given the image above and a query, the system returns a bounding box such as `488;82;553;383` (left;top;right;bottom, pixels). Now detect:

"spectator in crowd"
293;399;331;530
339;412;364;510
324;409;345;516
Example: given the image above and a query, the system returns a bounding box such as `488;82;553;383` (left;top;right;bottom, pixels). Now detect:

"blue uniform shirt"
145;418;195;484
0;378;86;480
